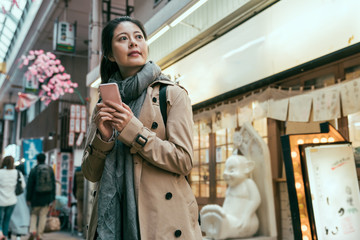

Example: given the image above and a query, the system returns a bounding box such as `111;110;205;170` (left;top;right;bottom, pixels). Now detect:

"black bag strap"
159;84;168;127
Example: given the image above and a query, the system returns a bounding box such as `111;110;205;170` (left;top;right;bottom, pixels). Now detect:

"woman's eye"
136;35;143;39
119;36;128;41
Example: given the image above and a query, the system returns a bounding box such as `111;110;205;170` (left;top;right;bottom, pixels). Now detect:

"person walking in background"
72;166;84;237
82;16;202;240
26;153;56;240
0;156;26;240
8;162;30;240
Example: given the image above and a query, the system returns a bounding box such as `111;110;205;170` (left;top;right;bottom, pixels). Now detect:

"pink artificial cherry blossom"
19;49;78;105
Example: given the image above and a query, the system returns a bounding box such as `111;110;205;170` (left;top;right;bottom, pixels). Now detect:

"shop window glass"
200;182;210;197
193;124;199;149
227;128;235;144
345;65;360;81
200;132;209;148
192;120;211;198
216;145;228;163
200;161;210;198
217;180;227;197
191;181;200;197
192;115;268;200
191;166;200;181
200;149;209;164
304;73;335;89
216;129;226;145
216;162;225;180
193;150;199;165
200;164;209;181
215;128;232;197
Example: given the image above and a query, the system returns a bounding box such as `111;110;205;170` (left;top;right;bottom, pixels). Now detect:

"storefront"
154;1;360;239
180;48;360;239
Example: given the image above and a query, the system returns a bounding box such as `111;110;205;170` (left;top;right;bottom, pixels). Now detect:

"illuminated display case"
280;122;360;240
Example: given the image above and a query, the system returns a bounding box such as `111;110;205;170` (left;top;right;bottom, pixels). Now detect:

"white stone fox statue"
200;155;261;239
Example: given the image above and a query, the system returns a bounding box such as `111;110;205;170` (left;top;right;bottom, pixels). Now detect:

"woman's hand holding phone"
95;102;115;141
103;101;133;133
97;83;133;136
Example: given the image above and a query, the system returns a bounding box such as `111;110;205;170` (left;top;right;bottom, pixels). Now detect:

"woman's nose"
129;38;137;47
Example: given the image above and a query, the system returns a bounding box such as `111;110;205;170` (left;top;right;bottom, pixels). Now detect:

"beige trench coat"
82;80;202;240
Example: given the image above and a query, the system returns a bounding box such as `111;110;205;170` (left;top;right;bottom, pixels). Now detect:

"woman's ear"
108;54;115;62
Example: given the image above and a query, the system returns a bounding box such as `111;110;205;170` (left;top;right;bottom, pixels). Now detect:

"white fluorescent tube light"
222;36;265;59
170;0;208;27
90;77;101;88
147;25;170;45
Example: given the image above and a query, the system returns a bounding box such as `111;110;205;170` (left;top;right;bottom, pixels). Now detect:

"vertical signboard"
59;152;73;196
22;138;43;174
53;21;76;53
3;104;15;121
69;104;86;147
303;143;360;240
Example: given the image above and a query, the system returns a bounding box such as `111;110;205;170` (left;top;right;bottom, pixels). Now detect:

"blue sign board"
23;138;43;174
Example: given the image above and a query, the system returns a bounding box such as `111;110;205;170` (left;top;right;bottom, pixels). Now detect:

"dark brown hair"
100;16;147;84
1;156;14;169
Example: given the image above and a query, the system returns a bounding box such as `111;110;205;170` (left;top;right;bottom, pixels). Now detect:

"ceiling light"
147;25;170;45
170;0;208;28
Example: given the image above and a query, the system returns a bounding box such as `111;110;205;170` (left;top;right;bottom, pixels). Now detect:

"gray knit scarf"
97;61;168;240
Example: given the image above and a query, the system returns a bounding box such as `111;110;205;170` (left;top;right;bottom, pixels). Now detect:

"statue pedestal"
203;236;277;240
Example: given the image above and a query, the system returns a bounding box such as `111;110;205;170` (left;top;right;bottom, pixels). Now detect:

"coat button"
151;122;158;129
165;192;172;200
174;230;182;237
152;97;157;103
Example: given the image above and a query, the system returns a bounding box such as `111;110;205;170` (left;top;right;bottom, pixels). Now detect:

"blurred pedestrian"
72;166;84;237
8;162;30;240
26;153;55;240
0;156;26;240
82;16;202;240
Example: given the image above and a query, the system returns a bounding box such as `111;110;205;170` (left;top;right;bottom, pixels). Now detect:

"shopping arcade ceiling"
0;0;29;64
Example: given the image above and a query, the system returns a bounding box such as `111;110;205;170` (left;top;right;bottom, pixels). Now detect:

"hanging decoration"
19;49;78;105
15;92;39;112
194;77;360;131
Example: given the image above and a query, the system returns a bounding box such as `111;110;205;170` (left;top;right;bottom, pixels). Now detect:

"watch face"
233;131;242;148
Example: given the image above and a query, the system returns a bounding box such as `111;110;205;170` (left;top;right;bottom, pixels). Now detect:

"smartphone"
99;83;122;104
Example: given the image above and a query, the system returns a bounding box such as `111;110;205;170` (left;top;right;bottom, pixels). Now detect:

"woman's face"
109;21;148;78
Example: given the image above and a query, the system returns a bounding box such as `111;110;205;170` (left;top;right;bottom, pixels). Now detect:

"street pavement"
15;230;85;240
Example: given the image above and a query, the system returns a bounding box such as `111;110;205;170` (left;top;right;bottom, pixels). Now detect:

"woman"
82;16;202;240
0;156;26;240
8;163;30;240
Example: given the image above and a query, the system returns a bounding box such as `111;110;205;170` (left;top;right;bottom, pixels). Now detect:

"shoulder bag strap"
159;84;168;127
